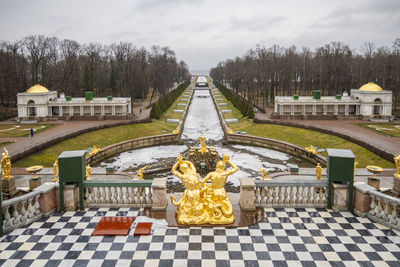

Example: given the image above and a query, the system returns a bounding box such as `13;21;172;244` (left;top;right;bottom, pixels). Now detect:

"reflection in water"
100;84;313;189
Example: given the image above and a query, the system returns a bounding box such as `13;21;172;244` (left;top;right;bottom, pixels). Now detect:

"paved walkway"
0;207;399;266
255;113;400;159
0;104;151;162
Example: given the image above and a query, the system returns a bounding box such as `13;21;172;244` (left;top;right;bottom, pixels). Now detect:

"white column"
291;105;294;115
128;101;132;114
345;105;349;115
90;106;94;116
101;106;105;116
334;104;338;115
80;106;84;116
59;106;63;116
323;105;327;115
112;105;116;115
69;106;74;116
356;105;360;115
302;105;305;115
312;105;316;115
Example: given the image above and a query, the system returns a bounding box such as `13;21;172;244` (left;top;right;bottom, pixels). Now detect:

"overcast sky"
0;0;399;72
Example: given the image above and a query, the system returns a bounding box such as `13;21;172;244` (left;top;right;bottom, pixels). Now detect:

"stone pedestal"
332;183;349;211
151;178;167;211
55;184;78;211
394;175;400;194
38;183;58;215
353;182;374;214
29;177;42;191
1;176;16;195
239;178;255;211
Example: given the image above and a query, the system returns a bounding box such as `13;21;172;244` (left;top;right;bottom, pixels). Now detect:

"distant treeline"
0;35;191;119
210;40;400;109
150;80;190;119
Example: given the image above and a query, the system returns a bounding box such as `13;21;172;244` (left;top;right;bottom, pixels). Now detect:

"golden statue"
86;164;92;180
171;153;237;225
305;145;318;155
354;161;358;182
188;146;195;156
133;165;149;180
172;127;179;134
198;133;208;154
170;154;203;224
395;154;400;178
1;148;11;179
210;146;217;156
259;168;271;180
52;160;59;182
227;127;234;134
87;146;101;157
315;163;322;180
200;153;237;224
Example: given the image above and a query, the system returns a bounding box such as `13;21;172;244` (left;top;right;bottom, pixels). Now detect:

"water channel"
99;82;313;191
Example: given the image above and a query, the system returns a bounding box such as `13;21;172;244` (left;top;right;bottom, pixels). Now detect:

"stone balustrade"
253;178;329;208
2;189;42;233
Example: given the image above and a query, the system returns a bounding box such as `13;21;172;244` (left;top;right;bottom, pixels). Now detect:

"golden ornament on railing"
1;148;11;179
305;145;318;155
86;164;92;180
395;154;400;179
52;160;59;182
170;153;237;225
87;146;101;157
315;163;322;180
133;165;148;180
259;168;271;180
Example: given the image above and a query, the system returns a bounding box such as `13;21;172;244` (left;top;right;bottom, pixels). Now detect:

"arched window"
373;98;382;115
27;100;36;117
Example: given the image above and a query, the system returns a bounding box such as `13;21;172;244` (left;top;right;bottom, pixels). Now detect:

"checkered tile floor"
1;208;400;267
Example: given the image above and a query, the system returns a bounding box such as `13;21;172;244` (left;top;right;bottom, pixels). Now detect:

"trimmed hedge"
150;80;191;119
213;81;254;119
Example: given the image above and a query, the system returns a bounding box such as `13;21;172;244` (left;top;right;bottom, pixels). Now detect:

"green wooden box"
326;148;355;211
85;92;93;101
327;149;354;182
313;90;321;99
58;150;87;183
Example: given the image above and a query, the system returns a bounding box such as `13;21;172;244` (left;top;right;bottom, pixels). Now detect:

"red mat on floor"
92;217;135;236
134;222;153;235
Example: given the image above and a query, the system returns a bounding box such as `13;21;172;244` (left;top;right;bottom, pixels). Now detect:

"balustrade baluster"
87;188;93;204
133;187;139;204
139;188;144;205
272;187;277;205
391;204;398;225
376;199;383;219
34;195;40;215
383;201;390;222
313;187;318;204
255;187;261;205
21;200;28;222
307;186;312;206
122;187;128;204
27;198;34;219
147;187;153;204
295;186;301;204
4;206;12;227
127;187;133;203
289;186;294;204
283;186;289;205
301;186;307;205
369;195;376;216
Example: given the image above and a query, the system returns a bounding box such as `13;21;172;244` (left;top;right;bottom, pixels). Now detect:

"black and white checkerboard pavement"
0;207;399;266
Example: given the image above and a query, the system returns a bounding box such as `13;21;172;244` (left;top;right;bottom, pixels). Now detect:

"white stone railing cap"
240;178;255;188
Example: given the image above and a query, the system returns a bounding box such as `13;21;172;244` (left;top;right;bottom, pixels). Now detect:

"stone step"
173;110;184;113
222;110;232;113
218;103;227;106
226;118;239;123
177;103;186;106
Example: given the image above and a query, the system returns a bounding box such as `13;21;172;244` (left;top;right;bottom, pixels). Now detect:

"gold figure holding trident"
133;165;149;180
198;133;208;154
1;148;11;179
52;160;59;182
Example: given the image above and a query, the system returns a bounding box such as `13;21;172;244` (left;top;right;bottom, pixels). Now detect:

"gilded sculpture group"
170;151;238;225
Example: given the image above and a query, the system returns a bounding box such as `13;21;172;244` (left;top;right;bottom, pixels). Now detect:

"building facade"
274;82;392;120
17;84;132;120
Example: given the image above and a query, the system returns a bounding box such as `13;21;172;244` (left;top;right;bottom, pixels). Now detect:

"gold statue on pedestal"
87;146;101;157
52;160;59;182
315;163;322;180
259;168;271;180
1;148;11;179
198;133;208;154
171;153;237;225
354;161;358;182
395;154;400;179
133;165;149;180
86;164;92;180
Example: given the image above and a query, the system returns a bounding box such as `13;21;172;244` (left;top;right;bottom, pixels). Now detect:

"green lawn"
211;88;394;168
0;141;12;148
159;89;192;121
13;120;176;167
0;124;55;137
356;123;400;138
